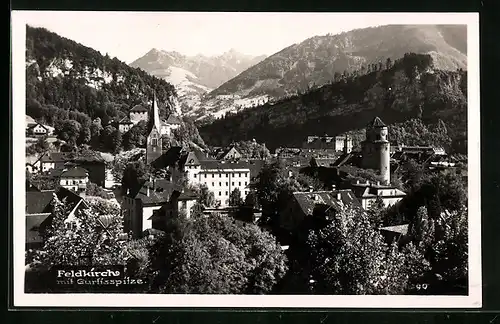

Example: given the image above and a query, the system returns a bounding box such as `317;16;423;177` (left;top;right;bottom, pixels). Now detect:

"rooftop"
379;224;409;235
130;179;183;205
369;116;386;128
60;167;89;178
130;104;149;113
164;114;183;125
293;189;362;216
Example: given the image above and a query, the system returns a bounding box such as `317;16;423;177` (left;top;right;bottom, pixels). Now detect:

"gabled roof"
130;179;182;205
60;167;89;178
178;189;198;201
379;224;409;235
164;114;183;125
292;189;362;216
130;104;149;113
199;160;251;171
179;149;213;167
27;123;48;131
332;152;362;167
150;146;184;170
26;213;52;244
26;190;55;214
219;146;241;159
369;116;386;128
118;116;133;124
40;152;70;163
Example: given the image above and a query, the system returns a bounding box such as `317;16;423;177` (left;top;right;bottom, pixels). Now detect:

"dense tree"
249;160;301;232
153;214;288;294
28;194;124;268
85;182;110;198
284;207;429;294
229;188;244;206
122;121;147;150
55;119;81;146
121;160;151;195
26;136;50;155
407;206;468;294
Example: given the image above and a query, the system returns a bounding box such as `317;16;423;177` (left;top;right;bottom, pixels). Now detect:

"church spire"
151;91;161;132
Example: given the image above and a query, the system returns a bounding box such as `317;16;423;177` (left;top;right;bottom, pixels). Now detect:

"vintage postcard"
12;11;481;308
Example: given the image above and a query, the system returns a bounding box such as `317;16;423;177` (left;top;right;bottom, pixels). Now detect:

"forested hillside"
200;53;468;154
25;26;206;153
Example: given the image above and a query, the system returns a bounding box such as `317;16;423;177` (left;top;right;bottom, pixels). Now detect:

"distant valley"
129;49;267;117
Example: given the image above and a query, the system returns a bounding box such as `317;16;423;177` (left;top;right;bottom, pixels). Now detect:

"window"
238;173;241;177
245;181;248;186
204;174;207;178
219;192;222;196
219;182;222;186
225;191;228;195
212;174;215;178
226;182;228;186
238;182;241;186
245;191;248;195
226;174;229;178
211;182;214;186
194;174;197;178
232;182;234;186
152;138;158;146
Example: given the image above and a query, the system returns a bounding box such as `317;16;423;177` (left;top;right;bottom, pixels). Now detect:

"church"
145;93;164;165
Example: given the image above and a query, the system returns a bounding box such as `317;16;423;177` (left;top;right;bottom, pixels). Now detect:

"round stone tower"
361;117;391;185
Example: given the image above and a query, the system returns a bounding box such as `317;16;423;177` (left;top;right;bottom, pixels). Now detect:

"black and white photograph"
12;11;480;308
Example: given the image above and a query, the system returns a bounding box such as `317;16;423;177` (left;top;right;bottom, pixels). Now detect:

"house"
303;135;352;152
279;189;362;235
350;180;406;210
150;189;198;231
116;116;134;133
121;179;183;238
26;153;43;174
59;166;89;193
218;146;242;161
26;123;49;137
129;104;149;124
25;187;88;250
160;114;183;136
153;147;265;207
39;151;106;187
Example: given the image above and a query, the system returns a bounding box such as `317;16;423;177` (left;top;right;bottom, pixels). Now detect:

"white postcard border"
12;11;481;308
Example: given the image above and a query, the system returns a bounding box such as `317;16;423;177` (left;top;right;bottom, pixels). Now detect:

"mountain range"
134;24;465;121
129;49;267;114
199;53;468;154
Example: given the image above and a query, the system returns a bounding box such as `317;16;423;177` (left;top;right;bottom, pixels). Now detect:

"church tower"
361;117;390;184
146;93;163;165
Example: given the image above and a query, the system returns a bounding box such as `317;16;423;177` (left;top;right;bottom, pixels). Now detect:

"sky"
21;12;471;64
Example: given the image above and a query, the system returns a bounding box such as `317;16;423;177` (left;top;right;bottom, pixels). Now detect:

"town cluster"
25;95;464;252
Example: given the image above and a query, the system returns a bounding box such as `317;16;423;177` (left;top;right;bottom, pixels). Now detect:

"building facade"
350;180;406;210
59;167;89;193
361;117;391;185
129;104;149;124
121;179;183;238
303;135;352;152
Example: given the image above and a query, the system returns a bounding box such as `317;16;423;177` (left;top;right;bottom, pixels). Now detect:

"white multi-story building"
180;151;251;206
350;180;406;210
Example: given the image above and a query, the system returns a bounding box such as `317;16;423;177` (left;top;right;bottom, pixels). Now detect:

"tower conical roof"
370;116;386;127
